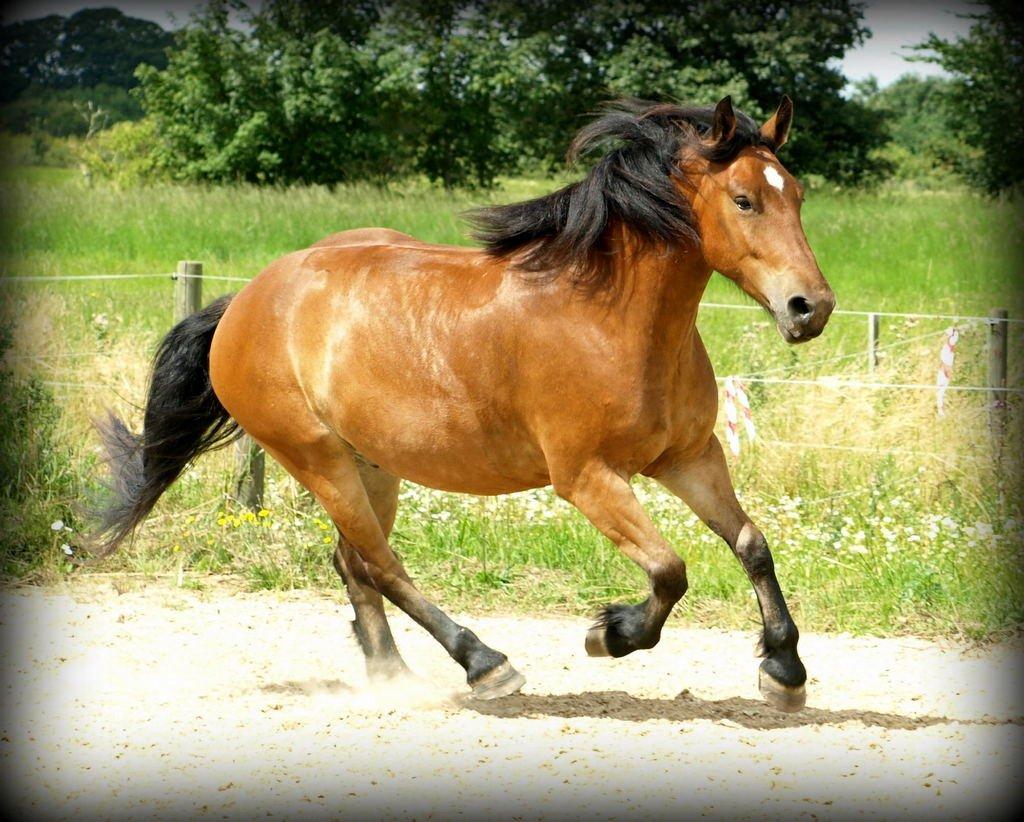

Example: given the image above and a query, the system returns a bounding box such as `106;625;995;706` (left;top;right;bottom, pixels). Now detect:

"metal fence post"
174;260;202;323
867;312;880;373
988;308;1008;443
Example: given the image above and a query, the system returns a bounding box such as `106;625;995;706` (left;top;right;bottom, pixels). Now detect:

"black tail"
86;294;240;557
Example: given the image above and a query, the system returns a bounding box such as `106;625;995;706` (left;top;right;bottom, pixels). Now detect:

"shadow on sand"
256;678;1022;731
464;688;1023;731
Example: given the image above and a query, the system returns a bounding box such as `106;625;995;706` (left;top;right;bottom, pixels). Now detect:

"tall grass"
1;170;1021;639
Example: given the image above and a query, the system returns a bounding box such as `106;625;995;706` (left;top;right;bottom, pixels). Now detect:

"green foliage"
75;119;169;186
913;0;1024;193
0;130;78;168
853;75;976;186
0;8;171;99
0;82;142;137
136;5;397;184
484;0;886;184
135;0;887;188
0;325;74;576
1;8;171;141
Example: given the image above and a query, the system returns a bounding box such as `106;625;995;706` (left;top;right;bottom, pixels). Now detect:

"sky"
3;0;979;88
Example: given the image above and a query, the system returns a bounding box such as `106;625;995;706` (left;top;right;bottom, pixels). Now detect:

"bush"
75;118;167;186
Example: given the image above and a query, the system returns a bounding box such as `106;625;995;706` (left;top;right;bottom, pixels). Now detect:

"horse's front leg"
553;461;688;657
655;436;807;712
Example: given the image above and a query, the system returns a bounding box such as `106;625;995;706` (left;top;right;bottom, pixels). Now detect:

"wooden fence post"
867;312;880;373
173;259;265;508
174;260;202;323
988;308;1008;442
233;436;265;510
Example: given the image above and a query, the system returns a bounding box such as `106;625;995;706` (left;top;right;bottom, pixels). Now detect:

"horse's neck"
609;233;711;355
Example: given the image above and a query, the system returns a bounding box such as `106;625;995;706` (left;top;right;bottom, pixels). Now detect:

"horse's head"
690;97;834;343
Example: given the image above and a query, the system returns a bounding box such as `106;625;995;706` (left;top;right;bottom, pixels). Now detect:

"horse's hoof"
469;660;526;701
758;668;806;713
585;624;611;657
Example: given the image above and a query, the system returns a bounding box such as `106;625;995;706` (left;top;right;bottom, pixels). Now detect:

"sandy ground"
1;579;1021;819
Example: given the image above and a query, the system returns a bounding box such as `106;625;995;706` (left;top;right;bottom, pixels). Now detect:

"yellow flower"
258;509;270;518
323;535;333;544
172;544;181;553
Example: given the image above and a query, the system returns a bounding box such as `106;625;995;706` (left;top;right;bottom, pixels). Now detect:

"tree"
482;0;885;183
1;8;171;93
1;8;171;135
137;0;886;187
913;0;1024;193
369;1;538;188
0;14;64;102
137;1;395;184
854;74;972;184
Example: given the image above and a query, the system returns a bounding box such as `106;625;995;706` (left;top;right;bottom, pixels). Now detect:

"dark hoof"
759;667;807;713
585;603;651;658
468;660;526;701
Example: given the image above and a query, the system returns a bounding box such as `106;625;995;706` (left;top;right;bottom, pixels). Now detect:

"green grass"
1;166;1022;641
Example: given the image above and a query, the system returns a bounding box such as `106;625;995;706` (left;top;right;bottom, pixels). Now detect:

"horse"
87;96;834;712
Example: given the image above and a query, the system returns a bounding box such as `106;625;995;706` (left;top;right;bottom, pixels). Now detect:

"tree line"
1;1;1020;192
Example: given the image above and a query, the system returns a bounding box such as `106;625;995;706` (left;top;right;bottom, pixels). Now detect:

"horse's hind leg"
331;464;411;680
655;436;806;713
277;444;524;699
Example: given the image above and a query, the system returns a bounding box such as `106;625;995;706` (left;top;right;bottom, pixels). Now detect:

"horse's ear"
711;96;737;143
761;95;793;150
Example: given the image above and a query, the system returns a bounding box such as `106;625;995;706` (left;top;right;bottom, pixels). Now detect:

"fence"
2;262;1021;507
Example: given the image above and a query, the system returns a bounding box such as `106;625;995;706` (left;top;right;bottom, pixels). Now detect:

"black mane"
469;99;774;293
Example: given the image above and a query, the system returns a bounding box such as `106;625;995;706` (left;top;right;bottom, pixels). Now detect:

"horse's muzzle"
776;290;835;344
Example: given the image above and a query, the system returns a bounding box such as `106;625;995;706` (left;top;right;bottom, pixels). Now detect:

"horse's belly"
327;396;550;495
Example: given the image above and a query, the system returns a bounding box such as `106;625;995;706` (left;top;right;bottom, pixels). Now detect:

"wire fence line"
0;272;247;286
3;267;1020;398
174;273;253;283
2;269;1021;324
716;375;1024;395
0;272;175;282
38;375;1020;396
699;300;1024;326
733;324;973;380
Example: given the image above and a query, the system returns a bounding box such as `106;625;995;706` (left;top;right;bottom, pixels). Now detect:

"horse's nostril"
787;296;814;322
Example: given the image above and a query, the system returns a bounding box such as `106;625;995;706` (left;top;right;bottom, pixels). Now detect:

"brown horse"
89;96;833;711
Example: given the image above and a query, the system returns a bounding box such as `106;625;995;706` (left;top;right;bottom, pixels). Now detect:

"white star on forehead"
764;166;785;192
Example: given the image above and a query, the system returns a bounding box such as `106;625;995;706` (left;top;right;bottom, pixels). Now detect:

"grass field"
1;167;1022;640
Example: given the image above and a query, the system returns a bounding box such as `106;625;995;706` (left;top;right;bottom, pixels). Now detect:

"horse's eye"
734;196;753;212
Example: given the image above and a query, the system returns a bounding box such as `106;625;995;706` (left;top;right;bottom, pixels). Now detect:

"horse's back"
307;228;421;249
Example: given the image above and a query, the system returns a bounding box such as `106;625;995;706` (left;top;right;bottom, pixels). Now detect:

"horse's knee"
734;522;774;579
652;556;688;602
